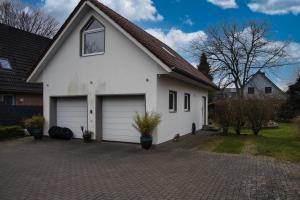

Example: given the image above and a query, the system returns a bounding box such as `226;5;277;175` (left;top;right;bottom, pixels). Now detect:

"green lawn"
197;123;300;163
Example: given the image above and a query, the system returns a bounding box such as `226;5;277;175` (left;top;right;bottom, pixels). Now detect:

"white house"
27;0;217;144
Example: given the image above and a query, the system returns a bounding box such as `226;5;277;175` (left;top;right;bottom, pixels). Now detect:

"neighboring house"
213;71;286;101
0;23;51;106
244;71;286;99
27;0;217;144
0;23;51;125
213;88;237;100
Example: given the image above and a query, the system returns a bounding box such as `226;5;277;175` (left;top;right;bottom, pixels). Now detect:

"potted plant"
81;126;93;143
133;112;161;150
24;115;44;139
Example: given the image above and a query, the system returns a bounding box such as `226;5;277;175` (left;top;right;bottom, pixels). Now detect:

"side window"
265;87;272;94
184;93;190;112
169;91;177;112
248;87;255;94
81;17;105;56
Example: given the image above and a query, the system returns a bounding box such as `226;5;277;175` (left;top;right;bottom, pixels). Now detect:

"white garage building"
27;0;217;144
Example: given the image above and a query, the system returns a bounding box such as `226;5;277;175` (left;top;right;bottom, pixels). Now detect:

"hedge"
0;126;26;140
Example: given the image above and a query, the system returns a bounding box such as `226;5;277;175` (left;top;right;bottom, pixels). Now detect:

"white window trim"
81;27;105;57
184;93;190;112
169;91;177;113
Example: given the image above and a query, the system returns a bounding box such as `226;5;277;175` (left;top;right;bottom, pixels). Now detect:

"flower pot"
140;135;152;150
83;135;92;143
28;128;43;139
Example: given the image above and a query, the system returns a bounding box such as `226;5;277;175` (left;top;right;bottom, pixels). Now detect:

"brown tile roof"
0;23;51;94
29;0;218;90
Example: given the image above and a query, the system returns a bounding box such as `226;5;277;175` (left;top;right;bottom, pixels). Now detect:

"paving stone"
0;137;299;200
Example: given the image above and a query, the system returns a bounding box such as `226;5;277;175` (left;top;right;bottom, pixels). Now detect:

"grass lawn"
197;123;300;163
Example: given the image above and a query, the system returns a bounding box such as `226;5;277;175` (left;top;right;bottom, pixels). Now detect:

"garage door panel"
57;98;87;139
102;111;142;118
103;118;136;123
102;96;145;143
102;107;144;112
102;132;139;143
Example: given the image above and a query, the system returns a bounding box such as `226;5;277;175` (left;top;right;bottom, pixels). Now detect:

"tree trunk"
234;86;244;135
223;127;229;135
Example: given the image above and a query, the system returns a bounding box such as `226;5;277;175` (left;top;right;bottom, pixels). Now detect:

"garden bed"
0;125;26;140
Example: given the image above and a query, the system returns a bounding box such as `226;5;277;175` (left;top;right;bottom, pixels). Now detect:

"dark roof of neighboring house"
0;23;51;94
29;0;218;90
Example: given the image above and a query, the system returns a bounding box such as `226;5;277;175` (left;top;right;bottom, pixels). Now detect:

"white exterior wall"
156;76;208;144
32;6;211;145
244;73;285;99
37;9;166;144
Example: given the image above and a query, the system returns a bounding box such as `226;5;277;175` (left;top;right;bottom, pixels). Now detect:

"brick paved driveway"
0;137;299;200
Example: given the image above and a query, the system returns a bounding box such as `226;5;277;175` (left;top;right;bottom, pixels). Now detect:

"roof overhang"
170;68;219;91
162;71;218;92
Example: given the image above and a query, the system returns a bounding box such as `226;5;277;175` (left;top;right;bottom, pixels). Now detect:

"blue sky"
23;0;300;89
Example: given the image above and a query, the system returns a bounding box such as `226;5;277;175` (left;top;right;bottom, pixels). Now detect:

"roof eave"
171;68;219;91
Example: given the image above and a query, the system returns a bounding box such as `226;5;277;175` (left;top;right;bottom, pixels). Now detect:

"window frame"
0;58;12;70
169;91;177;113
265;87;272;94
248;87;255;94
184;93;190;112
81;18;105;57
0;94;15;105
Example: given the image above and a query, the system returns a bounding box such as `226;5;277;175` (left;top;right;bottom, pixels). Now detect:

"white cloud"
207;0;238;9
182;15;194;26
146;28;207;52
100;0;163;21
287;42;300;62
42;0;78;22
42;0;163;23
248;0;300;15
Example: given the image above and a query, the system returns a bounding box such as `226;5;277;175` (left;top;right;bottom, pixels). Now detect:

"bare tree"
0;0;59;38
190;21;290;98
244;98;278;135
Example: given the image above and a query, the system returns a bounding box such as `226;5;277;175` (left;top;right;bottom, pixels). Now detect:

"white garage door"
102;96;145;143
57;98;87;138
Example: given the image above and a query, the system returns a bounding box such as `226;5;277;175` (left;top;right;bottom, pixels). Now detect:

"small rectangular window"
248;87;255;94
169;91;177;112
0;94;15;105
184;93;190;112
265;87;272;94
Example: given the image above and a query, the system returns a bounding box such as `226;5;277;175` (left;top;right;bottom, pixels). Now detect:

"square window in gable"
265;87;272;94
248;87;255;94
81;17;105;56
